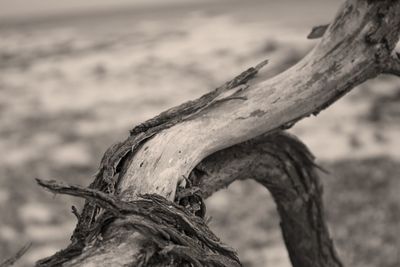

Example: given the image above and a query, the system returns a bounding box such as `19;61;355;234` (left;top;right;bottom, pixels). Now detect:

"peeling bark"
35;0;400;266
118;0;400;203
36;180;241;267
37;133;342;267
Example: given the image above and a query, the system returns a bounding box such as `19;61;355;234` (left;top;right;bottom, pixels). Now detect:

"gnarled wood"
36;180;241;267
37;132;342;267
36;0;400;266
194;133;343;267
118;0;400;202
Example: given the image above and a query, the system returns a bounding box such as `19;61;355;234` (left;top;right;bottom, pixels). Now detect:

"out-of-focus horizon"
1;1;399;266
0;0;211;19
0;0;339;23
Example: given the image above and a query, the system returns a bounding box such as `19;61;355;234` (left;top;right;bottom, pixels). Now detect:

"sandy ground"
0;2;399;266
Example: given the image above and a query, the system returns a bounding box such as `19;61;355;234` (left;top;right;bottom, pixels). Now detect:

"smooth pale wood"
118;0;400;201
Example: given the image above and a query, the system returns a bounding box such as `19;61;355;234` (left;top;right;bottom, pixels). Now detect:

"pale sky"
0;0;208;19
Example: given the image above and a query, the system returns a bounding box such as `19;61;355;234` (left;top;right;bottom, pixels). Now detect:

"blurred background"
0;0;399;266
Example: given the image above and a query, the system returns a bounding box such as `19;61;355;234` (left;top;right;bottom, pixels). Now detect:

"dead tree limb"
193;132;342;267
37;132;341;267
117;0;400;203
35;0;400;266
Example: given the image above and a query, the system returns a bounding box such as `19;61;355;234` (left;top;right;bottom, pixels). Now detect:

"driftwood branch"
37;133;341;267
117;0;400;203
35;0;400;266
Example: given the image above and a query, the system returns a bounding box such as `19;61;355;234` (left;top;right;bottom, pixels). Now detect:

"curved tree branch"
194;133;342;267
192;132;343;267
37;132;342;267
36;0;400;266
118;0;400;203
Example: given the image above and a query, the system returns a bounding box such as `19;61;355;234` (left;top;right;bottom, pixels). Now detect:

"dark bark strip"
36;179;241;267
191;132;343;267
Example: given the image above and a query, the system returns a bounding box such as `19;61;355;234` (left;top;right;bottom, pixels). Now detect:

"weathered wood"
193;132;343;267
37;132;342;267
36;180;241;267
118;0;400;203
65;60;269;251
35;0;400;266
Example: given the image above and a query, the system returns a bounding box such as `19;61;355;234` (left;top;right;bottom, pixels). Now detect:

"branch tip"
35;178;61;193
71;206;81;220
255;59;269;71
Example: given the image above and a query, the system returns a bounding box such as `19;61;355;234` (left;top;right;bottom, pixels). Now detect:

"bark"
193;133;343;267
35;0;400;266
37;132;342;267
118;0;400;202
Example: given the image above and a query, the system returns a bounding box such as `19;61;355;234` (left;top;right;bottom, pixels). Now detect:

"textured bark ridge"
35;0;400;266
191;133;343;267
36;180;241;267
36;132;342;267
